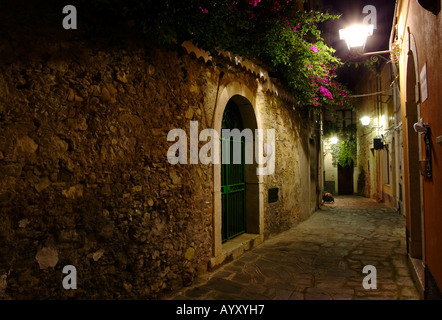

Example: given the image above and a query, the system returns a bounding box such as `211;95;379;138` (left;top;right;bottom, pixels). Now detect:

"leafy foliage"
127;0;351;108
342;53;384;77
331;138;357;168
324;110;357;168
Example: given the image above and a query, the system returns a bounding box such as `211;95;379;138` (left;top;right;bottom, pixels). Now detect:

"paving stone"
273;289;293;300
315;277;347;289
266;280;300;291
211;271;232;279
328;288;355;300
288;291;305;300
204;278;244;294
380;283;399;292
397;267;412;277
242;283;267;295
231;272;252;284
327;268;359;278
305;288;332;300
400;286;420;299
184;285;212;298
396;277;416;287
166;196;421;300
207;292;243;300
241;290;273;300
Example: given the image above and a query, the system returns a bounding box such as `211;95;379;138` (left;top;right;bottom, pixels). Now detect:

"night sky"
321;0;396;54
319;0;397;91
0;0;396;93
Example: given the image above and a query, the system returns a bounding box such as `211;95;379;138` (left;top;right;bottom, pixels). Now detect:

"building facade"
391;0;442;299
354;61;403;211
352;0;441;299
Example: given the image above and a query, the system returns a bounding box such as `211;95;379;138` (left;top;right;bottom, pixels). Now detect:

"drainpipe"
376;64;383;203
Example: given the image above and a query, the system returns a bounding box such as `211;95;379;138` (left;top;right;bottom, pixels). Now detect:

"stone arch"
211;81;264;262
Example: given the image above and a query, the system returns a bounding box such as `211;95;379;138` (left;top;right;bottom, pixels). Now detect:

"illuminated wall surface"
395;0;442;298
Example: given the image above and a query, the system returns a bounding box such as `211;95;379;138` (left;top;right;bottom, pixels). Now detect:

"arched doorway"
405;46;424;260
211;86;263;263
221;100;247;241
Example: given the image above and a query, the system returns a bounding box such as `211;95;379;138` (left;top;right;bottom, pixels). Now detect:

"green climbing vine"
331;138;357;168
323;114;357;168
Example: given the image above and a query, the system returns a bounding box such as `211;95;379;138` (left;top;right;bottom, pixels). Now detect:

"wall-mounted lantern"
414;120;432;178
360;116;371;126
339;24;374;52
373;136;384;150
339;24;392;62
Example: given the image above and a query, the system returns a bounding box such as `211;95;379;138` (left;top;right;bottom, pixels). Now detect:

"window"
336;109;355;130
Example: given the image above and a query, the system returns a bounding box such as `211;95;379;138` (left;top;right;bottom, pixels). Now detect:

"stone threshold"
408;256;425;299
209;233;263;271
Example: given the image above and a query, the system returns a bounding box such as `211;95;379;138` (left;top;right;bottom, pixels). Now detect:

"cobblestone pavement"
167;196;421;300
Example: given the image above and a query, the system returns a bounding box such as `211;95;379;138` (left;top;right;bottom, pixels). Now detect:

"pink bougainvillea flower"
248;0;261;6
319;85;333;100
311;98;319;107
199;6;208;14
309;45;319;53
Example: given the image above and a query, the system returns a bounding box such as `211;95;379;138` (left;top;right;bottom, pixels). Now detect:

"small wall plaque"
420;63;428;103
268;188;279;203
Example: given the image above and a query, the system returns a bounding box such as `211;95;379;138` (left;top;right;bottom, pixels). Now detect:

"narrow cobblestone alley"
167;196;420;300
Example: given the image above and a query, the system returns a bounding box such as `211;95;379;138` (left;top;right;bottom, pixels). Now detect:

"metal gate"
221;100;246;242
221;137;246;242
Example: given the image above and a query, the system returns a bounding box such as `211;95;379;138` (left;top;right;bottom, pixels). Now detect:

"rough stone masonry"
0;1;318;299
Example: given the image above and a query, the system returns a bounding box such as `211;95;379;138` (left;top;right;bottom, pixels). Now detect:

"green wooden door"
221;101;246;242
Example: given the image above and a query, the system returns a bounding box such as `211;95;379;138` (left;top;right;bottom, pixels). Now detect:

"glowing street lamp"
330;137;339;145
360;116;371;126
339;24;393;61
339;24;374;52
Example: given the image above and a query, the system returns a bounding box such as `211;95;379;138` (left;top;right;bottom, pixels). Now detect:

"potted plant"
322;192;334;203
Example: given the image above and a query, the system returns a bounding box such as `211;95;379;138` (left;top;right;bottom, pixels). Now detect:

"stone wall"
0;42;218;299
259;95;317;236
0;4;318;299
